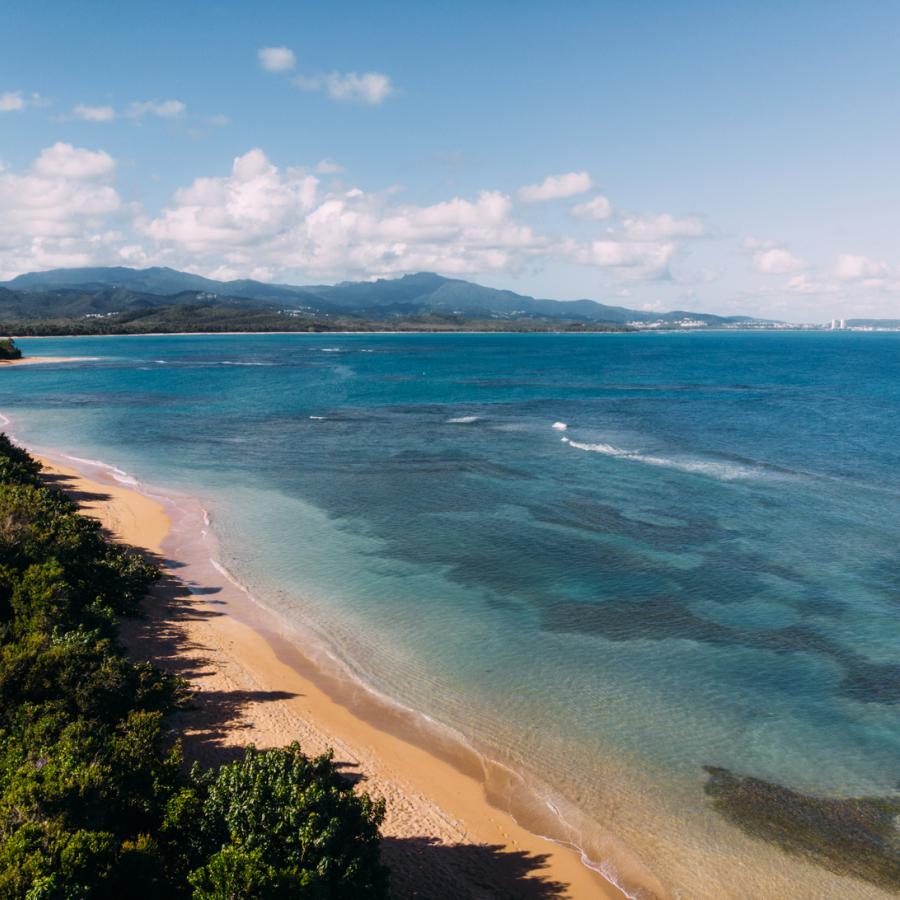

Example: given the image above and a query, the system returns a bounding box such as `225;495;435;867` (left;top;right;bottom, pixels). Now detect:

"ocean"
3;331;898;898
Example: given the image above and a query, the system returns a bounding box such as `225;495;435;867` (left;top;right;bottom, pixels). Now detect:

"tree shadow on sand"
382;836;569;899
40;469;115;504
120;571;304;765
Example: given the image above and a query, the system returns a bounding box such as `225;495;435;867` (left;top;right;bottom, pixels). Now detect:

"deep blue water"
3;332;898;898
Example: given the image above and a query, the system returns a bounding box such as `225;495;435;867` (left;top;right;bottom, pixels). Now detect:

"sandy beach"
0;356;87;366
36;454;634;900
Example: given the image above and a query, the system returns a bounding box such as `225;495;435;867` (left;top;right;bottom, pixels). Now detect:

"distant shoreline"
10;326;868;340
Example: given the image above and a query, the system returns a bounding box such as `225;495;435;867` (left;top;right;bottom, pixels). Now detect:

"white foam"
447;415;480;424
63;454;140;486
552;421;568;430
564;440;760;481
309;415;325;420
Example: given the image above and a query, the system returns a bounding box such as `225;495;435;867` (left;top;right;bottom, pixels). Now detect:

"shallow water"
3;332;899;898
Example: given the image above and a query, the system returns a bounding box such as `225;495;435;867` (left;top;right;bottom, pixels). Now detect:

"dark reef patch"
703;766;900;891
541;597;900;704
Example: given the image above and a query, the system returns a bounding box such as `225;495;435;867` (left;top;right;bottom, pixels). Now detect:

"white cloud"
145;148;319;253
294;71;394;105
752;247;805;274
32;142;116;180
205;113;230;127
784;274;840;295
519;171;592;202
568;239;676;279
73;104;116;122
127;99;186;120
570;195;612;220
0;146;716;289
0;143;124;279
833;253;888;280
141;149;544;278
621;212;706;241
315;158;344;174
0;90;26;112
258;46;296;72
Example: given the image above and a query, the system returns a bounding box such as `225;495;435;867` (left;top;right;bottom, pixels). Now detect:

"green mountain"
0;267;765;326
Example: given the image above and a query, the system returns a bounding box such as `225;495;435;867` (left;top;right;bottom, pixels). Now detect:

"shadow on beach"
119;572;295;766
381;836;568;898
41;468;115;504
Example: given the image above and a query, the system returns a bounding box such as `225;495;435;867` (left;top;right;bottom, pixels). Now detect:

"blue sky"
2;0;899;320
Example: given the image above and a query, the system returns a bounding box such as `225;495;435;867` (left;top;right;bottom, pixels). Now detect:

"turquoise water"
3;333;899;898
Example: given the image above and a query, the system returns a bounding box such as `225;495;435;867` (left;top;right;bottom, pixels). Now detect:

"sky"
2;1;900;322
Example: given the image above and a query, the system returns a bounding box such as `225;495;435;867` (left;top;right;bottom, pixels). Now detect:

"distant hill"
0;267;767;327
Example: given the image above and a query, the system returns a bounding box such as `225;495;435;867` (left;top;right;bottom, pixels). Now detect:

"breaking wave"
562;438;768;481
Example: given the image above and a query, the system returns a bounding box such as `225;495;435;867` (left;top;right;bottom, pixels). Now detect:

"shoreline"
0;355;91;366
33;449;640;899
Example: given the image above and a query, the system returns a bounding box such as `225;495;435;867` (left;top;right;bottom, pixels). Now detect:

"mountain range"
0;266;765;327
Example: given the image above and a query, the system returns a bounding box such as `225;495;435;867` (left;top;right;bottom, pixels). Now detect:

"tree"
187;744;388;899
0;339;21;361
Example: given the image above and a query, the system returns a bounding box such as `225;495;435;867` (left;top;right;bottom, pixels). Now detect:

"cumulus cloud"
32;142;116;179
519;171;592;202
145;148;319;253
621;212;706;241
744;239;806;275
73;104;116;122
570;195;612;220
784;274;840;295
0;143;124;279
0;90;26;112
143;148;541;278
568;239;676;279
127;99;186;120
293;71;394;105
833;253;888;280
258;45;296;72
315;158;344;174
0;145;724;294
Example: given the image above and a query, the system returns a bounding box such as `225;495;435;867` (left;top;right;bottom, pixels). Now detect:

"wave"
63;453;140;486
220;361;276;366
447;415;480;424
552;421;568;431
562;438;765;481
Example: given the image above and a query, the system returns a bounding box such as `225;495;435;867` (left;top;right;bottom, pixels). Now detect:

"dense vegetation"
0;435;388;897
0;339;21;361
2;304;631;336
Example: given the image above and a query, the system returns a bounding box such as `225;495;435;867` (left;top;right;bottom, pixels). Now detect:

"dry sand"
0;356;85;366
38;455;631;899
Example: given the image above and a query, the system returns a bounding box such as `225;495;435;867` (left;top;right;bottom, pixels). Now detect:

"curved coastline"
14;430;646;898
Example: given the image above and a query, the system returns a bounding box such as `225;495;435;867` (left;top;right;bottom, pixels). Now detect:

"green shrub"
0;340;21;362
187;744;387;899
0;435;388;897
